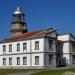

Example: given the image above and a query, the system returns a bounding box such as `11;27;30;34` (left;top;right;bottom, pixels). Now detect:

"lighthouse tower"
10;7;28;36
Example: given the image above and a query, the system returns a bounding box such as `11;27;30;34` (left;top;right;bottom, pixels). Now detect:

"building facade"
58;34;75;67
0;7;75;68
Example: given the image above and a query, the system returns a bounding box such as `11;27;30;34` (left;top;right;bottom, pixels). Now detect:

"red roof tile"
1;28;55;43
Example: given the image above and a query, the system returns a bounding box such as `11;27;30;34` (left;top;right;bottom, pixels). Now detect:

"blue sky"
0;0;75;41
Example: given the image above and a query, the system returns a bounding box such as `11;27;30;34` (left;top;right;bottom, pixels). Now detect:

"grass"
0;68;75;75
0;69;33;75
31;68;75;75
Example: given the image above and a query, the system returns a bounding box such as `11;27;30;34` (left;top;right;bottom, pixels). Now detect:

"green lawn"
0;68;75;75
0;69;32;75
31;68;75;75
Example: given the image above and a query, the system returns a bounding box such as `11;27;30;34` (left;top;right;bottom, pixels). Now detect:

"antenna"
17;6;20;11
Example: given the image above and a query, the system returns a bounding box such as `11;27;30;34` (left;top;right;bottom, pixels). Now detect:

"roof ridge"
29;29;55;38
28;30;46;38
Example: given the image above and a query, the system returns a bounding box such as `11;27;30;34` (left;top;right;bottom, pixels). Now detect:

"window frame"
17;43;20;52
48;39;53;50
23;57;27;65
35;56;39;65
9;44;12;52
17;57;20;65
49;54;53;65
23;43;27;51
3;45;6;53
72;43;75;52
72;55;75;64
3;58;6;66
35;41;39;50
9;57;12;65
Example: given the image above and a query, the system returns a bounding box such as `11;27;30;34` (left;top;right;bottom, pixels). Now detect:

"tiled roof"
1;28;55;43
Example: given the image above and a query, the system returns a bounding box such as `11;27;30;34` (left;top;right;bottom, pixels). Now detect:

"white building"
0;7;57;69
58;33;75;67
0;7;75;69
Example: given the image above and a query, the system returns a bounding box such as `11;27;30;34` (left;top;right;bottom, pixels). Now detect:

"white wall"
0;38;44;55
45;53;56;67
0;40;31;55
0;53;45;67
0;54;30;67
58;34;71;65
0;37;57;67
31;38;44;52
45;38;56;52
0;38;45;67
31;53;44;66
63;42;70;53
63;54;70;64
58;35;70;41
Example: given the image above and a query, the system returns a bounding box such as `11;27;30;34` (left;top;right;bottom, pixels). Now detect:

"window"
72;43;75;52
35;41;39;50
17;43;20;51
57;41;63;50
48;39;53;50
9;58;12;65
35;56;39;65
9;44;12;52
3;58;6;66
72;55;75;64
63;57;67;65
3;45;6;53
23;57;27;65
49;54;53;65
17;57;20;65
23;43;27;51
